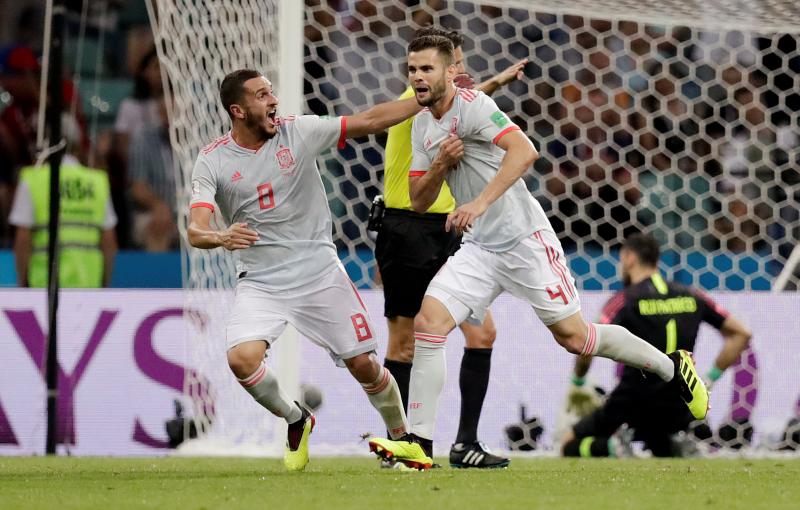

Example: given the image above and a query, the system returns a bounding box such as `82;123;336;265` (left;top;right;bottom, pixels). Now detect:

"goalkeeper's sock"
408;332;447;441
455;348;492;444
584;323;675;382
238;361;302;423
362;367;409;439
563;436;611;457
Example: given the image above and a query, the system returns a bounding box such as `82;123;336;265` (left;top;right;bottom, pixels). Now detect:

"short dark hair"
219;69;263;117
414;26;464;49
622;233;660;267
408;35;454;66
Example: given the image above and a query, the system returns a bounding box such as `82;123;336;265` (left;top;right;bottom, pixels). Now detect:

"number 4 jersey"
190;115;347;291
410;88;551;252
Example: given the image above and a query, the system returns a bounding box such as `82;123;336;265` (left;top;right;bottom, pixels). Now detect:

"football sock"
563;436;611;457
455;348;492;444
584;323;674;382
383;359;412;412
383;359;413;438
408;332;447;442
238;361;302;423
362;367;408;439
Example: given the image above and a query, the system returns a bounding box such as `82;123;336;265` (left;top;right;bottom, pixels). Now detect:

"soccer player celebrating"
561;233;751;457
188;69;432;471
376;25;526;469
369;36;710;464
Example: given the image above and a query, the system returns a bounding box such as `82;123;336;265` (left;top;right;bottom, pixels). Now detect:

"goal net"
146;0;288;455
149;0;800;455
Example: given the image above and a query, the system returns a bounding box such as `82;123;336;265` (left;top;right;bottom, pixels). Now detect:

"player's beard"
416;74;448;107
243;109;277;141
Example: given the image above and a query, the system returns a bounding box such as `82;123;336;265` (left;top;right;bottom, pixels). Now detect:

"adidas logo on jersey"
231;171;243;182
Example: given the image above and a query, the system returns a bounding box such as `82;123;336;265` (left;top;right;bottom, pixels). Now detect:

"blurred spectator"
0;44;42;169
713;195;761;253
128;96;177;252
0;43;91;247
109;46;164;247
112;46;163;158
1;83;14;247
9;113;117;288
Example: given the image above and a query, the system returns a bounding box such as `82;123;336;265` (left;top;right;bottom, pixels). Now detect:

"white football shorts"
226;263;378;366
426;228;581;326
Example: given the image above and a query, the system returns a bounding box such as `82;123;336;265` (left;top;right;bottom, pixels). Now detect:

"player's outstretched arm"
345;98;422;139
574;355;592;379
409;135;464;213
565;355;601;417
446;130;538;232
477;58;528;97
187;207;259;251
707;316;752;384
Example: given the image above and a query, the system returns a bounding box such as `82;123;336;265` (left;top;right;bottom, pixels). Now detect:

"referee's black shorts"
572;384;693;457
375;208;461;318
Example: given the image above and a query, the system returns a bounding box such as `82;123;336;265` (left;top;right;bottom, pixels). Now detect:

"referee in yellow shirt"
374;26;527;468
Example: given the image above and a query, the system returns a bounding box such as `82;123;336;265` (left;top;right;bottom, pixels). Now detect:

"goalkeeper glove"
566;375;602;417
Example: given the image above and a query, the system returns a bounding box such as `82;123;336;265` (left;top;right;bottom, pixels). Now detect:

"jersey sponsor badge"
276;145;296;175
490;111;509;128
191;180;200;198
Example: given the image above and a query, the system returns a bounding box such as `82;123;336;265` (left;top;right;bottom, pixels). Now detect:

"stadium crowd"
0;0;797;287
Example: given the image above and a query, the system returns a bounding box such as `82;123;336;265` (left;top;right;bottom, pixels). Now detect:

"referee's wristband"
571;375;586;387
707;366;724;382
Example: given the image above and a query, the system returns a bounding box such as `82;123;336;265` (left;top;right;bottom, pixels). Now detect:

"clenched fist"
434;134;464;170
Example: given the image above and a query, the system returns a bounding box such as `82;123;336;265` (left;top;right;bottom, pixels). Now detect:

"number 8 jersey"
190;115;347;290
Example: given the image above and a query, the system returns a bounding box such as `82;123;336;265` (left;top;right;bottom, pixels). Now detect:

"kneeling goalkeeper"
561;233;751;457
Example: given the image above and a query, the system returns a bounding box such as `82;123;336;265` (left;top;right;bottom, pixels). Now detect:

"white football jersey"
410;89;551;252
190;115;347;290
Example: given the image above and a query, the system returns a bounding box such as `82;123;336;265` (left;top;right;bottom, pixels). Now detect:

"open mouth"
415;86;430;95
267;110;277;126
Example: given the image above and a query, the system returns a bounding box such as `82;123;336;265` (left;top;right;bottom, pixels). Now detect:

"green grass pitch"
1;457;798;510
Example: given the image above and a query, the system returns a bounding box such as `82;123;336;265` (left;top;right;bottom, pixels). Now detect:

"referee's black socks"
383;359;412;414
455;348;493;445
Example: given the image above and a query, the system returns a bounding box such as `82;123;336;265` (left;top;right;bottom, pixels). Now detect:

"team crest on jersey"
450;117;459;135
424;138;433;150
276;145;296;175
